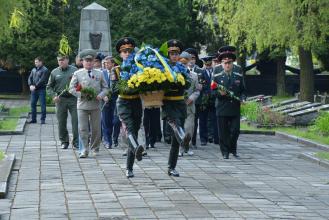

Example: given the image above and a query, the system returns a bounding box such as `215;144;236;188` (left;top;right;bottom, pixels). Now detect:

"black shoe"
61;143;69;149
135;145;144;161
114;142;118;147
201;142;207;146
150;144;155;148
126;170;134;178
208;138;213;143
168;169;180;177
223;154;229;159
41;120;45;124
233;153;240;158
27;120;37;124
145;144;150;150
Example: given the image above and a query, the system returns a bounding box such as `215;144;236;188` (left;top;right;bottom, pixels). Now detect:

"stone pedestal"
79;2;112;55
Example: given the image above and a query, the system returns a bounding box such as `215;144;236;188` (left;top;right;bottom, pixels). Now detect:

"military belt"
163;96;184;101
119;94;140;100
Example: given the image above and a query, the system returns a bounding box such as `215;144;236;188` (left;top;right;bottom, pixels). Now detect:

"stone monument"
79;2;112;55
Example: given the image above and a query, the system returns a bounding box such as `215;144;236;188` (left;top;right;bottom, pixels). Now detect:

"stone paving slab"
0;114;329;219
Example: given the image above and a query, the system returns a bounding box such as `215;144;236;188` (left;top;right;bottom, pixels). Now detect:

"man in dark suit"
101;56;116;149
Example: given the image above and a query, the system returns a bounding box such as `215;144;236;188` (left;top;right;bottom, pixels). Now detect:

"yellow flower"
127;81;134;89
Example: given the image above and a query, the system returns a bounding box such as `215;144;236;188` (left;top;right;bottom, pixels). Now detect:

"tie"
88;70;92;78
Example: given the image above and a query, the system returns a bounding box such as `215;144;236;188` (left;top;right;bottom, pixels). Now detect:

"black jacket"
28;66;49;90
213;71;246;116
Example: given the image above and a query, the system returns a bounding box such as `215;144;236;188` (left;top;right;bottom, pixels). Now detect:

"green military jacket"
213;70;246;117
47;65;77;98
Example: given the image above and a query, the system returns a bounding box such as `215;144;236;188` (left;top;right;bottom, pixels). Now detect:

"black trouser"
143;108;160;147
168;117;185;169
192;105;200;146
117;98;142;171
217;115;240;156
162;119;171;142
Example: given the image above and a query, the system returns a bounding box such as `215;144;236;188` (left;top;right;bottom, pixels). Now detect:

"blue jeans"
30;89;46;122
112;115;121;144
101;103;115;146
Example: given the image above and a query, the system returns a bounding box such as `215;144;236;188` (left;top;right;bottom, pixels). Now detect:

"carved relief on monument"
89;32;102;50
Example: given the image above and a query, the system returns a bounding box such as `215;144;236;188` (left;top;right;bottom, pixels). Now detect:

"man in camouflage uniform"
47;54;78;149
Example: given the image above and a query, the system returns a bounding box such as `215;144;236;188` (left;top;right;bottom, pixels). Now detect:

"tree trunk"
276;56;286;96
237;53;246;75
298;47;314;102
21;72;28;95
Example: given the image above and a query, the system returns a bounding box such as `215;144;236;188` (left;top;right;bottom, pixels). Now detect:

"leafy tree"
200;0;329;101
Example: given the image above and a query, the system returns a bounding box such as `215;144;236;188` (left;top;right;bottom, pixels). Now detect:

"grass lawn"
0;150;4;161
0;118;19;131
315;152;329;161
241;122;329;146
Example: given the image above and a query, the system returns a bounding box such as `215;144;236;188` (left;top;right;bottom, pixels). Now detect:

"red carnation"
75;83;82;92
210;81;218;90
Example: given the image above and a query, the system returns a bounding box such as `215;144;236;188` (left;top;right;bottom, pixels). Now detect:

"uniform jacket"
213;70;246;116
28;65;49;90
47;65;77;98
69;68;108;110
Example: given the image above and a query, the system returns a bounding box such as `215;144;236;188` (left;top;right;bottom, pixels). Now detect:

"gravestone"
281;102;322;114
79;2;112;55
289;104;329;125
272;101;309;112
266;98;298;109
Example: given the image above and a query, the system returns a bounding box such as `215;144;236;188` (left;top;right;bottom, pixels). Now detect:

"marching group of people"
27;37;246;178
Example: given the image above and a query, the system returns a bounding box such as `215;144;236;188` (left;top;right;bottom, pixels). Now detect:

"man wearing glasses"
212;46;246;159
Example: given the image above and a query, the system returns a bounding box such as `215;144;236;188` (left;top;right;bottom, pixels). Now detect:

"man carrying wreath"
212;46;246;159
69;49;108;158
162;39;191;177
114;37;145;178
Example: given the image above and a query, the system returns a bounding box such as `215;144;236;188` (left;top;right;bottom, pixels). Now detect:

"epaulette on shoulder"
233;72;242;77
75;68;85;74
214;72;224;77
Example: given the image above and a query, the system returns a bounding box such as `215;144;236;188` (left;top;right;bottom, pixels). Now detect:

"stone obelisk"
79;2;112;55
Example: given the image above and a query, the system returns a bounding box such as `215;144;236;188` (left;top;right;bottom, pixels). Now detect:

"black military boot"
128;134;144;161
167;120;189;146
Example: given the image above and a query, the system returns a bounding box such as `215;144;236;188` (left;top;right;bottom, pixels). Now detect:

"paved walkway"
0;114;329;219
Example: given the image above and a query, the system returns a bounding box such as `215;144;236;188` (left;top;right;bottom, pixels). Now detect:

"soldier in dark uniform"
213;46;243;75
212;46;246;159
114;37;144;178
184;48;206;148
162;39;191;177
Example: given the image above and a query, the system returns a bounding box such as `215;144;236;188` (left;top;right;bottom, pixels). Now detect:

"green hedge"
311;111;329;136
